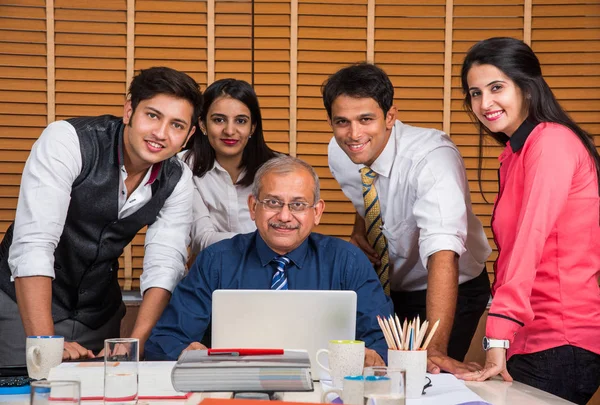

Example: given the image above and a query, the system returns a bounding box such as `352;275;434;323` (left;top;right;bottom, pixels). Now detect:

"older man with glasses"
145;155;393;365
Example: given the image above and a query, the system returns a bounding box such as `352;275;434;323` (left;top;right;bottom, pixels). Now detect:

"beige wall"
0;0;599;288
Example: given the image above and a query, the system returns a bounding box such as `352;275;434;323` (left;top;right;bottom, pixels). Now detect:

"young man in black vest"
0;67;202;366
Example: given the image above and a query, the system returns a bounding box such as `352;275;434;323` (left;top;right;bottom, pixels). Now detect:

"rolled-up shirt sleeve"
145;248;217;360
412;146;469;268
9;121;82;279
140;163;193;294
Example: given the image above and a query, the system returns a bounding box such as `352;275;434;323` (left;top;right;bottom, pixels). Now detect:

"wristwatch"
482;336;510;351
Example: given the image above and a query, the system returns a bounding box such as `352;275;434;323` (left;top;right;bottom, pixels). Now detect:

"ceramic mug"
316;340;365;388
387;349;427;399
26;335;64;380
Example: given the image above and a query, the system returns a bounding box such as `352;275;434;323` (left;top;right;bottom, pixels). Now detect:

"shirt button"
79;289;85;294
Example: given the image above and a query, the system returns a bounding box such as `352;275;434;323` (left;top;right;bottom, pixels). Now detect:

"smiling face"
329;95;396;167
201;95;256;162
122;93;195;173
466;63;529;137
248;168;325;255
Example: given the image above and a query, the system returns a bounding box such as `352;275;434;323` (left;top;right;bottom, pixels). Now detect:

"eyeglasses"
256;198;315;213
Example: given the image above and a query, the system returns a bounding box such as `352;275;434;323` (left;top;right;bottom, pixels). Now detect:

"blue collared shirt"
145;231;393;361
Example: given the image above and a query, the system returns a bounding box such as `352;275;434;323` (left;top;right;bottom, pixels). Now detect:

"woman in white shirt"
182;79;277;256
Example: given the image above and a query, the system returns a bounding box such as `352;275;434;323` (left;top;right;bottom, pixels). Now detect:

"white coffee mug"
321;375;365;405
316;340;365;388
26;335;64;380
387;349;427;399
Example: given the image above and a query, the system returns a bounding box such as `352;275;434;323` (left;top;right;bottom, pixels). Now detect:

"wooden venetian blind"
0;0;47;239
296;0;368;239
215;1;252;83
531;0;600;147
375;1;446;131
450;0;525;279
54;0;127;121
253;0;291;155
2;0;599;290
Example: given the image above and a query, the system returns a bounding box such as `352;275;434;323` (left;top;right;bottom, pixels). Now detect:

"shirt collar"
255;231;309;269
145;162;163;185
211;160;247;182
363;121;397;178
508;119;538;153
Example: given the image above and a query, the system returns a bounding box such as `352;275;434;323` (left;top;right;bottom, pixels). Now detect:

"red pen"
207;348;284;356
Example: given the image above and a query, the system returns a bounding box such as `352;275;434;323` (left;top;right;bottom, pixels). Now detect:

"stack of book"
171;348;314;392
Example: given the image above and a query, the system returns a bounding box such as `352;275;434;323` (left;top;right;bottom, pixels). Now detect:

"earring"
249;135;252;139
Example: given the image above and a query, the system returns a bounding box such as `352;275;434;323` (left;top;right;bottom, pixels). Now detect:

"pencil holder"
387;349;427;399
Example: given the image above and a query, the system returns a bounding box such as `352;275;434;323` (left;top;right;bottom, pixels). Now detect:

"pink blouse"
486;121;600;359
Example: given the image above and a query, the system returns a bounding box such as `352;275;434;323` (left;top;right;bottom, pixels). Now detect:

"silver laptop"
211;290;357;381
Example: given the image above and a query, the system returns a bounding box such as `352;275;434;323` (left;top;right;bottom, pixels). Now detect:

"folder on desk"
172;349;314;392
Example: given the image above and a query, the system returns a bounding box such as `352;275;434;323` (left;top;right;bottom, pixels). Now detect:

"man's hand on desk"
426;346;482;375
181;342;208;357
63;341;94;361
456;348;512;382
364;348;385;367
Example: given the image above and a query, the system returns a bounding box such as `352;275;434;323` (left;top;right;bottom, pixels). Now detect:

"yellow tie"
360;167;390;295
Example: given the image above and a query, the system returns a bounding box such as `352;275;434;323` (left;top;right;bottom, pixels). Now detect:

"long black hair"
461;37;600;197
183;78;276;187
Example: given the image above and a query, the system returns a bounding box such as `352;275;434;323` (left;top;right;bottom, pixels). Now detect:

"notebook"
171;349;313;392
211;290;357;381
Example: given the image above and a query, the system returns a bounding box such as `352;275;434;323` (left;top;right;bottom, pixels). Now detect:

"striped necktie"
270;255;290;290
360;167;390;295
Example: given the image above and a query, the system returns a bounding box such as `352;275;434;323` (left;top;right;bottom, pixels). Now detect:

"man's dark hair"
128;66;203;130
321;62;394;118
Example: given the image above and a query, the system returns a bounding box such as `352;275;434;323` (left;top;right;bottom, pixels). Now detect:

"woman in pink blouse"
456;37;600;404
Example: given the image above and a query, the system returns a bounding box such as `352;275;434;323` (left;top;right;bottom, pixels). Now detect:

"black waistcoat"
0;115;183;328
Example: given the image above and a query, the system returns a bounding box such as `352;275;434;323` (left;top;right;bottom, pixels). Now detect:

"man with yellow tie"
323;63;492;375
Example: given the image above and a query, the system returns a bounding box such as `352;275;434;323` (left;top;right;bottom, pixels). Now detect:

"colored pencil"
422;319;440;350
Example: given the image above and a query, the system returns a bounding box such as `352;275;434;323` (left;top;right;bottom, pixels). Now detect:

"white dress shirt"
329;120;491;291
8;120;193;294
180;153;256;255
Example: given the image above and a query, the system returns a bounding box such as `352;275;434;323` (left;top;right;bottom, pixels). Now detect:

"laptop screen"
211;290;357;381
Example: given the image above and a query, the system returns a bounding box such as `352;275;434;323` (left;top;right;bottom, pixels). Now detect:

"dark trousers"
0;288;125;367
507;345;600;405
390;269;490;361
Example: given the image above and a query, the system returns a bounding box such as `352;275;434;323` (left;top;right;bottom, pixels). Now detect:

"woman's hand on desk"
364;349;385;367
455;348;513;382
